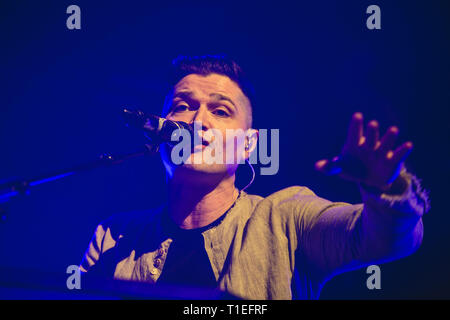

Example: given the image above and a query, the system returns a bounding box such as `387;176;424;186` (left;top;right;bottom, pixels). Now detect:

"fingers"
391;141;413;164
315;157;341;175
345;112;364;150
314;159;329;172
364;120;379;150
345;114;410;162
377;126;399;156
345;113;381;151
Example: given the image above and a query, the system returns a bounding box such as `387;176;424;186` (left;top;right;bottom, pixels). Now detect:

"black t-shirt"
156;209;229;289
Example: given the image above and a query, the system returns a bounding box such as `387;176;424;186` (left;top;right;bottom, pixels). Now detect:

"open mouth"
191;136;211;152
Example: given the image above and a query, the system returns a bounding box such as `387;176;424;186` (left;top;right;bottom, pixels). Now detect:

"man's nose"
191;106;210;130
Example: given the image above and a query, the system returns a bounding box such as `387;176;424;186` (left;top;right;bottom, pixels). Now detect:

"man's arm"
303;112;430;280
299;166;429;280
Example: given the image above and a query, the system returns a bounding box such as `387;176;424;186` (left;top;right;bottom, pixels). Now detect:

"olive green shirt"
80;169;429;299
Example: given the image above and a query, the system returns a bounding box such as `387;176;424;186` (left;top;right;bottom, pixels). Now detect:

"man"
80;55;430;299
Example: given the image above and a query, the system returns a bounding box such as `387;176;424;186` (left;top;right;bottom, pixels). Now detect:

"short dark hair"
163;54;254;128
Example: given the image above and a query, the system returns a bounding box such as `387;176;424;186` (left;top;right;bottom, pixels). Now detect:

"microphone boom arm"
0;149;152;207
0;108;189;221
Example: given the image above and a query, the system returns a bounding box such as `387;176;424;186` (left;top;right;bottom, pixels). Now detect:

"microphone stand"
0;143;160;221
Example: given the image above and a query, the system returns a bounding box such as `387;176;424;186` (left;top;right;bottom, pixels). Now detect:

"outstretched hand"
315;112;413;192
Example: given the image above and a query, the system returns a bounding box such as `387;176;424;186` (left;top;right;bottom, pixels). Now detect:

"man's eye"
172;104;189;112
213;109;230;117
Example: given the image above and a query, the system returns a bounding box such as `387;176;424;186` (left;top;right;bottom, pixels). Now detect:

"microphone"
122;109;193;146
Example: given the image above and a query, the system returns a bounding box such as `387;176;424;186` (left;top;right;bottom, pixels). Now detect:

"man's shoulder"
242;185;331;222
247;185;317;206
267;185;316;200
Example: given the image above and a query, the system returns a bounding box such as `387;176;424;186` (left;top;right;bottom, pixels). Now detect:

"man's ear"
243;129;259;160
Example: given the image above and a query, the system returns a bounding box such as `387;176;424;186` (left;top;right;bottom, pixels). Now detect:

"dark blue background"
0;0;449;299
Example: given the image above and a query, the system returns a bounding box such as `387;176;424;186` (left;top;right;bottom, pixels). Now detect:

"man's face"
160;73;254;178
